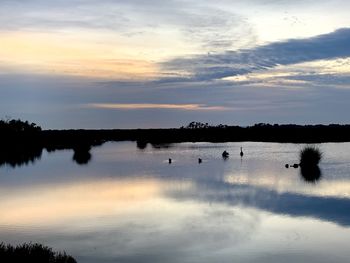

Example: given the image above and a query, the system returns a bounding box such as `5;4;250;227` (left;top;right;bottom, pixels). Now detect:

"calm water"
1;142;350;263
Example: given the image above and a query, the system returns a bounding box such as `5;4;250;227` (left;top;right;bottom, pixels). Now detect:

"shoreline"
4;124;350;147
1;123;350;167
40;124;350;146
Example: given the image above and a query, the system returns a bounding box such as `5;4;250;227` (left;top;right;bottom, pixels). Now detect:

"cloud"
0;1;131;32
282;73;350;87
87;103;229;111
0;0;254;53
163;28;350;81
2;72;350;129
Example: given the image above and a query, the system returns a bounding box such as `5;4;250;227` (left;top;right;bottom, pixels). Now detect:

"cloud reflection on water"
0;178;170;225
2;142;350;263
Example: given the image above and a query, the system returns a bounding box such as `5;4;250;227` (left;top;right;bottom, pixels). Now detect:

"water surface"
1;142;350;263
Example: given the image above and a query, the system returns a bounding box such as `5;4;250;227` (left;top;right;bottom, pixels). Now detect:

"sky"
1;0;350;129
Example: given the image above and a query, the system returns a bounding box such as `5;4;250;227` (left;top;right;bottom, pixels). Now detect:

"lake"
1;141;350;263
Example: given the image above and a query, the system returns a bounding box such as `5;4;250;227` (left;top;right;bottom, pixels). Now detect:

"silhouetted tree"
0;119;41;133
0;119;43;167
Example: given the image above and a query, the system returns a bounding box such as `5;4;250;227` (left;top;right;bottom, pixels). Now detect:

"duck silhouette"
292;163;299;168
222;150;229;158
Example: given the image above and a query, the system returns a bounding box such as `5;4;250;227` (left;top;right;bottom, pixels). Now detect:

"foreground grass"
0;243;76;263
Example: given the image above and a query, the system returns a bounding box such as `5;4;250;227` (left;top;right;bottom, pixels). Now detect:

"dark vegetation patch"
299;146;323;183
300;146;322;167
0;119;348;167
0;243;76;263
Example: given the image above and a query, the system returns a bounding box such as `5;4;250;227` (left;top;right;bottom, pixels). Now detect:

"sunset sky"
1;0;350;128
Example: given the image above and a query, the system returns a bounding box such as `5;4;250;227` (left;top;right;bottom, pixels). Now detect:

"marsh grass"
299;146;322;183
0;243;76;263
300;146;322;167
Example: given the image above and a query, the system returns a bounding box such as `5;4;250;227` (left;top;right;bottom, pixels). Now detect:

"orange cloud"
87;103;229;111
0;31;160;80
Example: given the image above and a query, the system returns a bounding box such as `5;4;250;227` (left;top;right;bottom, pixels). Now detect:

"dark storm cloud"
164;28;350;81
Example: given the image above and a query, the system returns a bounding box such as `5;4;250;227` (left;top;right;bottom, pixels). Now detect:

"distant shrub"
0;243;76;263
300;146;322;167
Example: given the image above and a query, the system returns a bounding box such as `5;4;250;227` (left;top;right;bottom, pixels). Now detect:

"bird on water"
222;150;229;158
292;163;299;168
240;147;244;157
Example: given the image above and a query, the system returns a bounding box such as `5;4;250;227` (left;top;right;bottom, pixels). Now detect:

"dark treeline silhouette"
0;119;43;167
42;123;350;146
3;120;350;167
0;119;102;166
0;243;76;263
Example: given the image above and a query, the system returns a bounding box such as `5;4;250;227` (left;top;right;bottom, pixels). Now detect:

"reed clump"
300;146;322;167
299;146;322;183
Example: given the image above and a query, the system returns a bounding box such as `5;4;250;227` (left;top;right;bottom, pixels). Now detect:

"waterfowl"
222;150;229;158
240;147;244;157
198;158;202;164
168;158;172;164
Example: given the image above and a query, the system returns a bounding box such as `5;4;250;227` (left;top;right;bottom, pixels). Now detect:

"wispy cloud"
87;103;229;111
0;0;252;52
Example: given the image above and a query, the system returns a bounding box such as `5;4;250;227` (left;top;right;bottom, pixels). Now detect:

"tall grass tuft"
0;243;77;263
300;146;322;167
